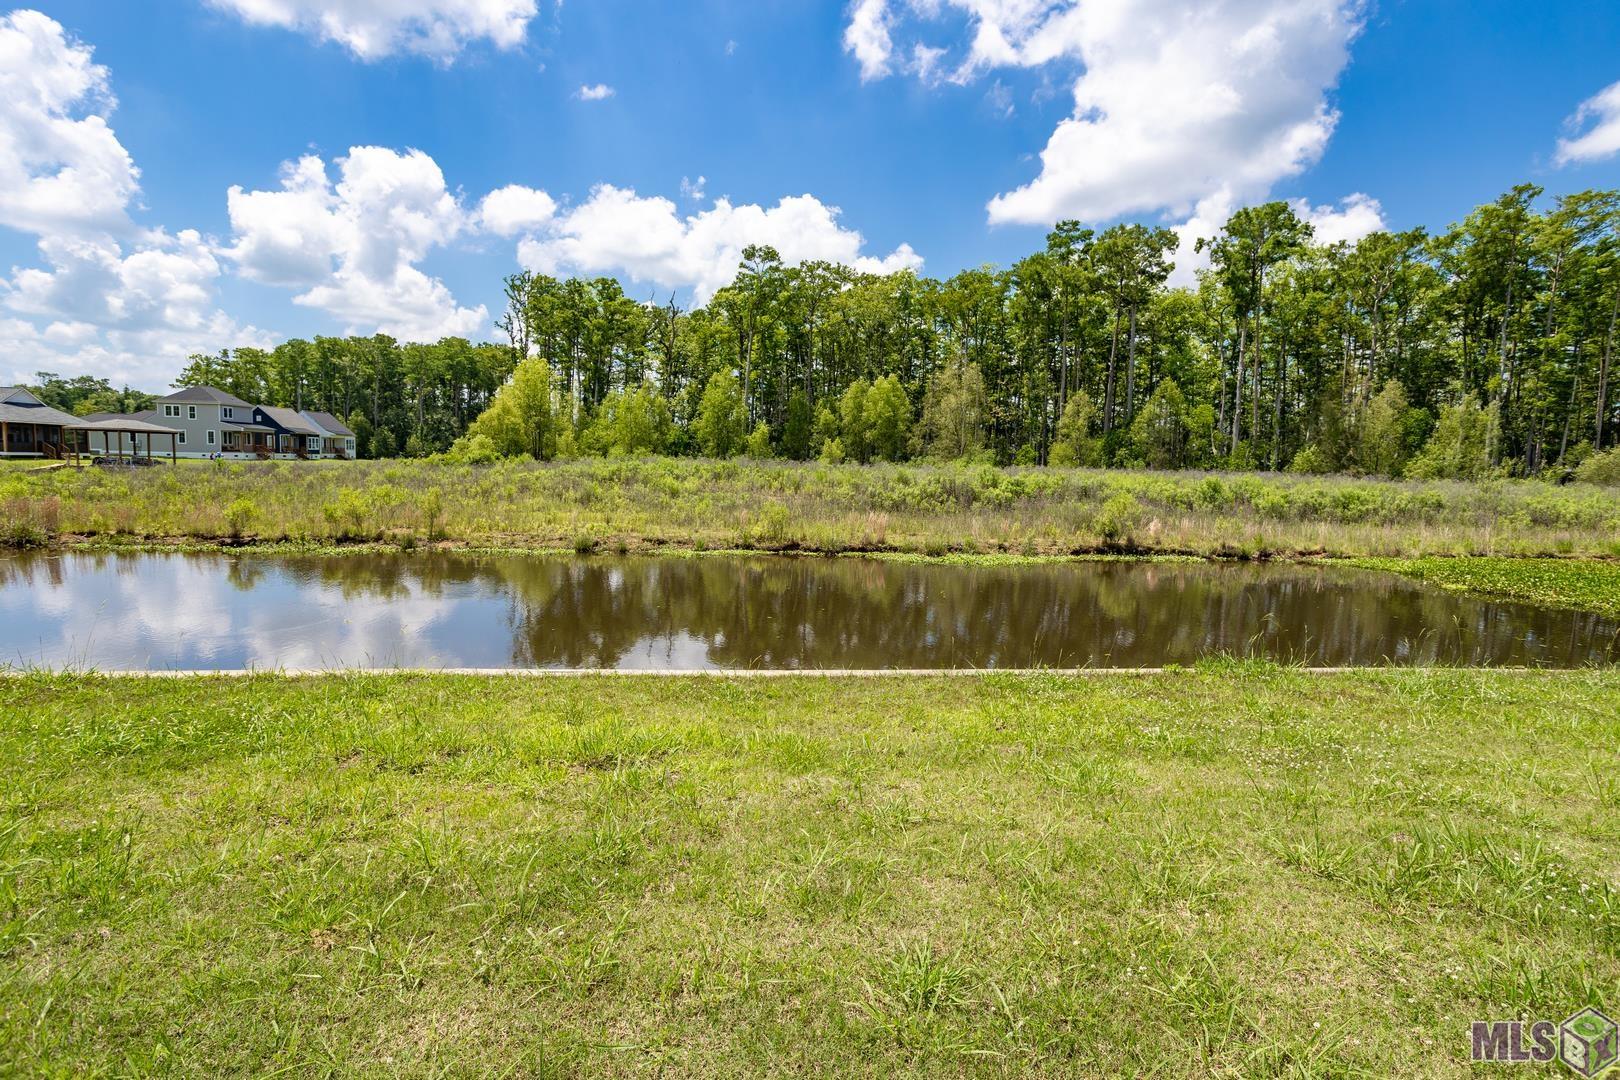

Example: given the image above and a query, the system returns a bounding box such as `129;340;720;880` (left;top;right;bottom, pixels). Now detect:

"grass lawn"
3;669;1617;1076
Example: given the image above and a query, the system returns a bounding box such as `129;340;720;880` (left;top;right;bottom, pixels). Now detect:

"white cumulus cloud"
514;184;922;300
203;0;537;61
225;146;487;341
479;184;556;237
1292;192;1385;247
575;83;615;101
980;0;1364;226
0;10;264;388
1556;79;1620;166
844;0;895;82
0;9;139;237
849;0;1366;282
1;227;272;388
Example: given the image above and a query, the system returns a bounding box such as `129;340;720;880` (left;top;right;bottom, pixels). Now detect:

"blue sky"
2;0;1619;391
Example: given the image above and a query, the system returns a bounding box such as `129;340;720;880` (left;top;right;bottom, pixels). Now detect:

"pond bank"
6;457;1619;559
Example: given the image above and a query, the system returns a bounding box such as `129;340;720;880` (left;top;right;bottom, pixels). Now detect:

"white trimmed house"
84;386;357;460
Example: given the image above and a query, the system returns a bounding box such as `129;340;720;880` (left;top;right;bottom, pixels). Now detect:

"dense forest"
93;183;1620;479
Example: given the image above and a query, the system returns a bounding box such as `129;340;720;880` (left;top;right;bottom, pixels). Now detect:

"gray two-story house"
148;386;265;457
85;386;354;460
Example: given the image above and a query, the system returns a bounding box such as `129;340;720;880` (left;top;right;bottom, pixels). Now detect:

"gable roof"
302;410;354;437
255;405;321;436
160;385;255;408
1;386;45;406
0;386;81;427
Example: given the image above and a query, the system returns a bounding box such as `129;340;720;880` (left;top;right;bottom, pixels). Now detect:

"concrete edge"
0;666;1574;678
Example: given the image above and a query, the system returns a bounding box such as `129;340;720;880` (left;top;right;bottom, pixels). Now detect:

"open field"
3;669;1619;1076
5;457;1620;559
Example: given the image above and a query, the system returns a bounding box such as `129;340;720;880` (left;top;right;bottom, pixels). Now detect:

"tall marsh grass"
3;457;1618;557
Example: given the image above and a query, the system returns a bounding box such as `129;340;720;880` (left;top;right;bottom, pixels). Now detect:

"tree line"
470;183;1619;479
25;373;155;418
105;182;1620;479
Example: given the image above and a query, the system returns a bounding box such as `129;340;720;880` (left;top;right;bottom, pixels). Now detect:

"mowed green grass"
3;670;1618;1076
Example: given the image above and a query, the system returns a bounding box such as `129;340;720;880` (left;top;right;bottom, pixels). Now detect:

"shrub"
1287;444;1334;475
1093;492;1143;545
444;433;502;465
1407;393;1500;480
224;497;256;538
417;489;444;539
321;489;371;540
1;496;57;548
864;375;912;462
1575;446;1620;487
743;421;773;459
694;370;748;458
1129;379;1189;469
1049;391;1099;467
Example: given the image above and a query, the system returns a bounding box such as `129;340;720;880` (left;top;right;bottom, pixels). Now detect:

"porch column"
171;432;177;465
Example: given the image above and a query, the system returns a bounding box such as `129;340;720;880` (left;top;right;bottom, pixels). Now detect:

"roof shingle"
160;385;255;408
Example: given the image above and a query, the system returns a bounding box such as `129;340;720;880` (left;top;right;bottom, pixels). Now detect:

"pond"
1;551;1617;671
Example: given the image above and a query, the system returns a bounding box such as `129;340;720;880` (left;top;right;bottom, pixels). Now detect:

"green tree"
864;376;912;462
695;369;748;457
465;354;557;459
1048;390;1099;466
743;421;772;459
782;391;815;460
1356;381;1417;476
1406;392;1501;480
915;360;988;460
582;384;673;456
1200;202;1313;458
838;378;873;463
1129;379;1189;469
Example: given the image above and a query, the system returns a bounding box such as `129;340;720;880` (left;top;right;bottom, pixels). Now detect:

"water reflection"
1;551;1616;670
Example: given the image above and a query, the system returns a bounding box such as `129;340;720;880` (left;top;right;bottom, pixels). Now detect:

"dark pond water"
1;552;1616;670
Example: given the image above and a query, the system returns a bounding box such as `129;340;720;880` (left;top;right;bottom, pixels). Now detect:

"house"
81;385;356;460
252;406;325;457
2;387;182;460
148;385;263;457
302;411;357;458
0;386;80;457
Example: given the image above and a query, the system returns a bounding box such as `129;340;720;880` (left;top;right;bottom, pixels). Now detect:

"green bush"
1575;446;1620;487
1093;492;1143;545
224;498;256;538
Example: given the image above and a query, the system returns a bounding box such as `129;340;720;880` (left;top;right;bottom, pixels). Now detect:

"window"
177;431;186;445
206;430;216;446
222;407;234;420
163;404;180;418
187;405;197;419
308;436;319;450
